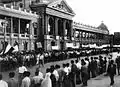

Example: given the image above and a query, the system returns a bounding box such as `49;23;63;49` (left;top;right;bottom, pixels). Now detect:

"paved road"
77;74;120;87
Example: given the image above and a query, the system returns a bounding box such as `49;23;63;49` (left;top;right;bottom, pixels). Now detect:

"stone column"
88;32;90;44
85;32;87;40
81;31;83;47
29;21;32;50
18;18;20;50
70;20;73;39
63;19;66;37
55;17;58;36
45;15;49;35
10;17;13;45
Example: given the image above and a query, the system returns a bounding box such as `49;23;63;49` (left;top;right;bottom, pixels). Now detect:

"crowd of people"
0;51;120;87
0;49;110;72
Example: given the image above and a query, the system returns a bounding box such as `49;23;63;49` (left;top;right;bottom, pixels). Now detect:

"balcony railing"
0;4;38;17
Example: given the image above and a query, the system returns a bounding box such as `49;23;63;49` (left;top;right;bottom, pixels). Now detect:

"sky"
66;0;120;34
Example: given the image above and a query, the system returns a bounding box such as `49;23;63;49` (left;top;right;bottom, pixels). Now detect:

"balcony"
0;4;38;18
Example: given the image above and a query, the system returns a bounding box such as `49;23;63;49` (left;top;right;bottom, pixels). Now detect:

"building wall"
0;3;38;51
113;32;120;45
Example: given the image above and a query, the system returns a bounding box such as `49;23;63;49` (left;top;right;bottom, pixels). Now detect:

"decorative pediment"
48;0;75;16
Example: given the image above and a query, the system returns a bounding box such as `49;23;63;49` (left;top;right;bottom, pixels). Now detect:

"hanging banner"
37;42;42;48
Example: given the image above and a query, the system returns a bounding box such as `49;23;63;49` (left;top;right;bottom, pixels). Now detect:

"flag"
6;47;14;54
4;44;12;54
0;51;3;55
12;45;19;52
2;41;8;54
12;41;19;52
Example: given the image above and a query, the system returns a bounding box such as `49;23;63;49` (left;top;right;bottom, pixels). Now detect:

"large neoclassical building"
0;0;110;51
73;21;109;48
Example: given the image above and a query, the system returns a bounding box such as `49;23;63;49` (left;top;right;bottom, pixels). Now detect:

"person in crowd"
62;64;72;87
53;65;59;81
0;74;8;87
57;64;65;87
7;72;18;87
50;67;56;87
21;71;31;87
18;63;28;87
75;60;81;85
81;59;88;87
63;64;69;75
36;53;40;65
35;67;44;78
90;57;96;78
70;60;77;87
94;57;99;76
32;71;43;87
66;63;71;73
107;60;116;86
39;53;45;67
84;58;89;67
115;56;120;75
85;58;91;80
103;57;107;73
99;56;104;74
41;68;52;87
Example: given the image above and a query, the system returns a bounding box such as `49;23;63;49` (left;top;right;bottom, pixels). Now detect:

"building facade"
0;0;110;51
113;32;120;45
73;21;109;48
0;2;38;51
30;0;75;51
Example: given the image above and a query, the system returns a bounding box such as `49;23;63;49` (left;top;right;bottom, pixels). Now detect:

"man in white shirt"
75;60;82;70
18;64;28;86
18;65;28;74
36;53;40;65
0;74;8;87
32;71;43;87
53;65;59;81
35;67;44;78
39;53;44;67
63;64;69;75
85;58;89;67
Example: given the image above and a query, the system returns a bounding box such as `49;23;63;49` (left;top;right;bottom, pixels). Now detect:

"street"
1;52;120;87
76;74;120;87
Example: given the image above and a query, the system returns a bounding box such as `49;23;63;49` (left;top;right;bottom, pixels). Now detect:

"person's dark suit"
107;63;116;86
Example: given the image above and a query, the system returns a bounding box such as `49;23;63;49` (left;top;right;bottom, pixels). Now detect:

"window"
13;17;19;33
